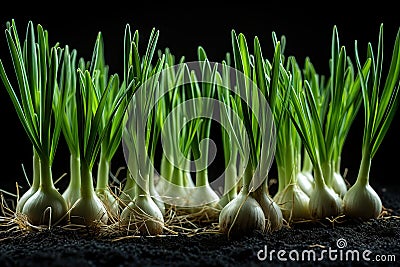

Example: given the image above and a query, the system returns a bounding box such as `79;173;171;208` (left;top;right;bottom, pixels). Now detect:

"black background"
0;5;399;196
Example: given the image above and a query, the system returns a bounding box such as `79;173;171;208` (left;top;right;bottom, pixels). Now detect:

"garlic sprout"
0;20;68;226
344;24;400;220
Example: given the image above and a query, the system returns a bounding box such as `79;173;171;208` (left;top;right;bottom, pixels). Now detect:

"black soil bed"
0;185;399;267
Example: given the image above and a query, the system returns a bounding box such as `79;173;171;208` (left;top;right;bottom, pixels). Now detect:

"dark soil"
0;185;399;267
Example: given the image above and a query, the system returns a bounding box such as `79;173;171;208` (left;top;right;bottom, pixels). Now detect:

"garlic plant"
288;56;343;219
272;38;312;222
287;26;373;219
217;59;239;208
119;24;165;235
219;30;283;237
58;46;82;210
69;30;135;225
344;24;400;220
0;20;68;226
186;50;221;218
157;61;200;211
91;34;121;219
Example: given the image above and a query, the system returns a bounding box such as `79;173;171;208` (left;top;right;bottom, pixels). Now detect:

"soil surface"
0;185;399;267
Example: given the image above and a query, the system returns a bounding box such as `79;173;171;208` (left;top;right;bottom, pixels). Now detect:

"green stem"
135;173;149;196
313;163;326;190
160;153;173;181
123;170;135;192
321;161;334;187
284;142;294;185
121;169;136;202
68;154;81;191
31;149;40;190
183;156;193;187
80;162;95;199
195;169;208;187
96;151;110;192
293;144;301;183
302;149;313;173
277;165;286;193
356;152;371;187
335;156;341;173
149;171;157;195
224;161;238;196
39;157;54;191
170;165;184;186
242;163;254;194
125;145;137;191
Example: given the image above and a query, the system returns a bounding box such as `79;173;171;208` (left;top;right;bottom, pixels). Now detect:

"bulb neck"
96;152;110;192
136;173;149;196
39;157;55;191
80;162;95;199
31;150;40;190
196;169;208;187
302;150;313;173
313;163;327;190
356;154;371;187
321;161;333;187
242;163;254;194
68;154;81;189
224;163;238;195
